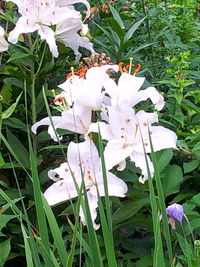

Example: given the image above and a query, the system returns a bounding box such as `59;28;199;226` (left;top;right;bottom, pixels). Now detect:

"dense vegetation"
0;0;200;266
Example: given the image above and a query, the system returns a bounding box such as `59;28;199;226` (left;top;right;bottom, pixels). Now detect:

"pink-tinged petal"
104;139;133;170
130;152;154;183
8;16;39;44
129;86;165;111
44;179;78;206
38;25;58;57
79;192;99;230
90;172;128;198
67;140;101;176
108;105;136;140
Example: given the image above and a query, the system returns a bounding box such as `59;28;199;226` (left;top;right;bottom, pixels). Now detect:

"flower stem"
28;34;37;156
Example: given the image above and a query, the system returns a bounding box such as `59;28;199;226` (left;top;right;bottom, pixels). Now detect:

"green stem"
28;34;37;155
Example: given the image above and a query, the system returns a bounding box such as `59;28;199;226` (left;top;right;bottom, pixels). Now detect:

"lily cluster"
32;61;177;229
1;0;93;59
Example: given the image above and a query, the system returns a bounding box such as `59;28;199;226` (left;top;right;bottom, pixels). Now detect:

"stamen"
66;67;88;80
125;119;130;123
134;63;141;74
53;97;64;103
118;62;124;72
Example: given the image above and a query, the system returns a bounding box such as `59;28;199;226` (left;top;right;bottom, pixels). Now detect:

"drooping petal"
79;191;99;230
129;86;165;111
90;172;128;198
104;139;134;170
38;25;58;57
8;16;39;43
55;0;90;18
44;179;78;206
144;126;177;153
31;116;62;134
130;152;154;183
55;16;93;60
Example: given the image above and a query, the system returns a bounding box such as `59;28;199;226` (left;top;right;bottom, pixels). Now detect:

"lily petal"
130;152;154;183
44;179;78;206
79;192;99;230
38;25;58;57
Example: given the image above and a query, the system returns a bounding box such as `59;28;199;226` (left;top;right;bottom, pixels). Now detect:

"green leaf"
155;149;173;172
162;165;183;196
6;128;30;169
3;117;27;132
112;198;149;224
39;144;67;151
0;238;11;267
7;52;31;63
3;77;24;89
0;214;16;232
176;232;193;265
136;255;153;267
0;153;5;167
124;17;146;42
2;92;23;119
0;84;12;104
183;159;200;174
108;4;125;29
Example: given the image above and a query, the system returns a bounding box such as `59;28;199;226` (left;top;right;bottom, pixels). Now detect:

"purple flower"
166;203;184;222
161;203;184;230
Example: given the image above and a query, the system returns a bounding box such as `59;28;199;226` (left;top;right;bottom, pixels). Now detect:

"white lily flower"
58;64;118;110
104;72;165;111
44;140;128;229
32;101;92;141
0;26;9;52
55;17;94;61
88;105;177;182
6;0;83;57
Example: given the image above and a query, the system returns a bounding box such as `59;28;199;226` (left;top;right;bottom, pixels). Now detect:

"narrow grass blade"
148;127;173;263
21;223;34;267
43;197;68;266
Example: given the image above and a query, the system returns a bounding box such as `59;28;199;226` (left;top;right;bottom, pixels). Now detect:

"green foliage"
0;0;200;266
